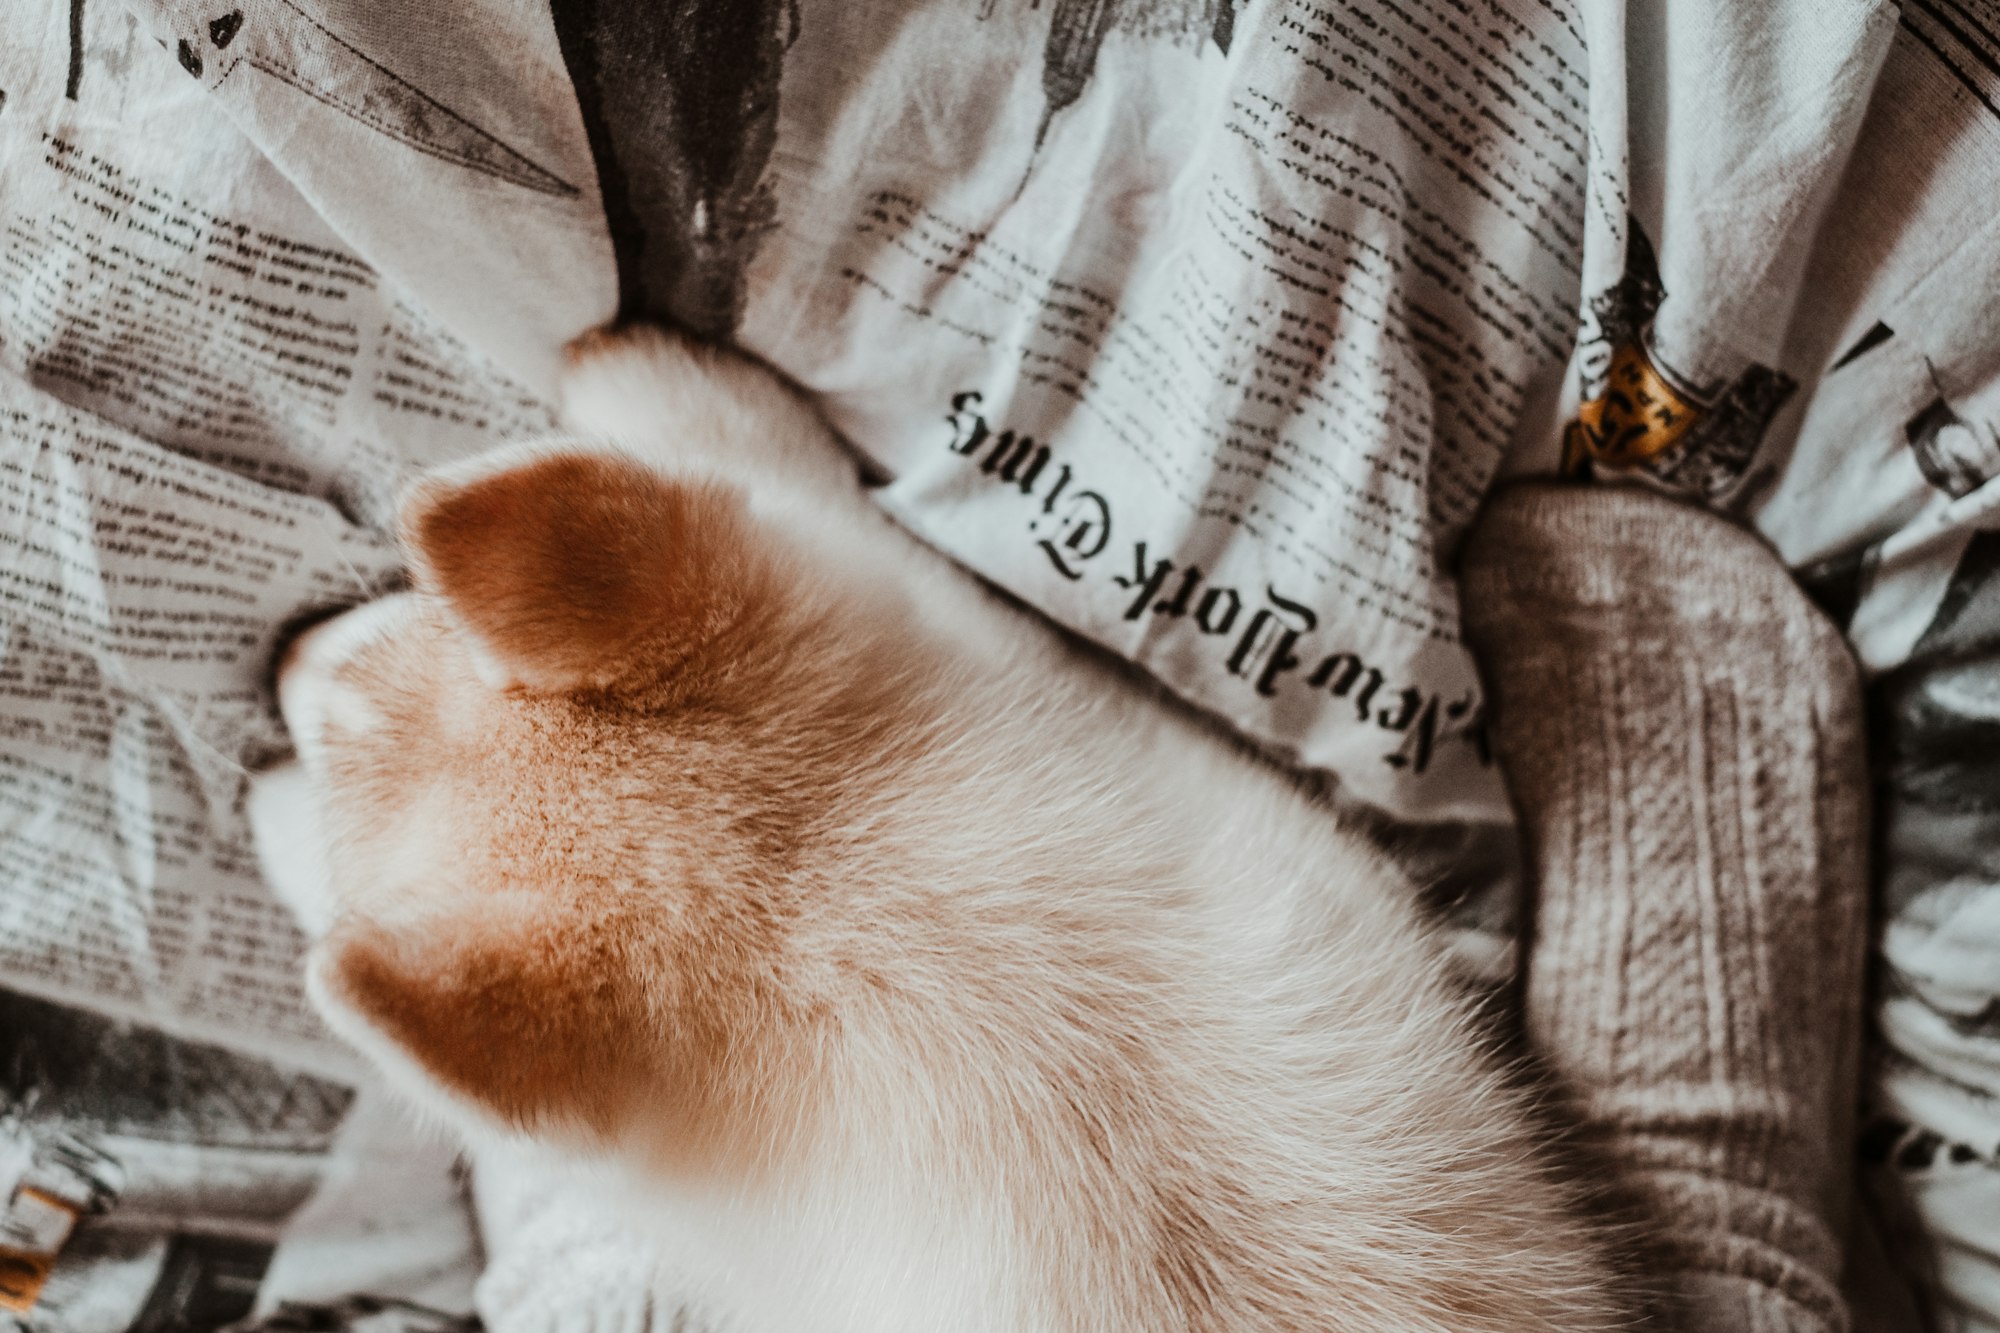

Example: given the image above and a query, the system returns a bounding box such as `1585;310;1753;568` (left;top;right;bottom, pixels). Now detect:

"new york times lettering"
946;391;1109;579
939;392;1480;774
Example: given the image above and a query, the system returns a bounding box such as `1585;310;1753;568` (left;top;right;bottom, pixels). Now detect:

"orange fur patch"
321;893;655;1134
318;885;811;1170
401;452;768;694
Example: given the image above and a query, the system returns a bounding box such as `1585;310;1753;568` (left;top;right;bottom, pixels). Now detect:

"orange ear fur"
313;888;800;1169
315;891;662;1134
399;451;767;692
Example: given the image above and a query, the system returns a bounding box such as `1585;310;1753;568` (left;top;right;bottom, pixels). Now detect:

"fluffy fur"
249;326;1634;1331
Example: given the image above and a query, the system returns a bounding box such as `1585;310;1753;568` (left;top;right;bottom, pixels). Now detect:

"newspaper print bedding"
2;0;1997;1327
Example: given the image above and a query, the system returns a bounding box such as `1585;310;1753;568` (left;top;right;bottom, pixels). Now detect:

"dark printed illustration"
0;990;353;1327
137;0;578;196
548;0;796;338
67;0;88;99
1830;319;1895;372
1899;0;2000;125
996;0;1241;147
1881;528;2000;901
1563;218;1798;499
1797;542;1874;633
1864;528;2000;1157
1905;386;2000;499
1825;322;1999;500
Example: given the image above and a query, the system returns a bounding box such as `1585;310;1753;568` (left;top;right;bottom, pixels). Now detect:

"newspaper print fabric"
4;0;2000;1326
0;989;479;1332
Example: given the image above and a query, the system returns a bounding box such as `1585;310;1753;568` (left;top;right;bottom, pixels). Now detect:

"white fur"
247;761;337;937
250;329;1631;1332
275;592;417;759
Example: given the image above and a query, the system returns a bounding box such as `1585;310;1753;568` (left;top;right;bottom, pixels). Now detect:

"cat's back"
759;636;1627;1332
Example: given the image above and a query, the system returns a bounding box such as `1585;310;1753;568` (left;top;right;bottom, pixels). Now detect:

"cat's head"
251;445;907;1169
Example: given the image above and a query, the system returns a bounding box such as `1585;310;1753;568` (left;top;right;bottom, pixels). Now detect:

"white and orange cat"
247;326;1633;1331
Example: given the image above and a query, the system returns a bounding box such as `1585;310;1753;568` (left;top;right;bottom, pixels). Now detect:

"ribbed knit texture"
1462;483;1872;1333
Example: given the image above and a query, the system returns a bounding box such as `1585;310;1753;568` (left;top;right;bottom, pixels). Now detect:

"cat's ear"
398;449;770;693
309;889;688;1136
